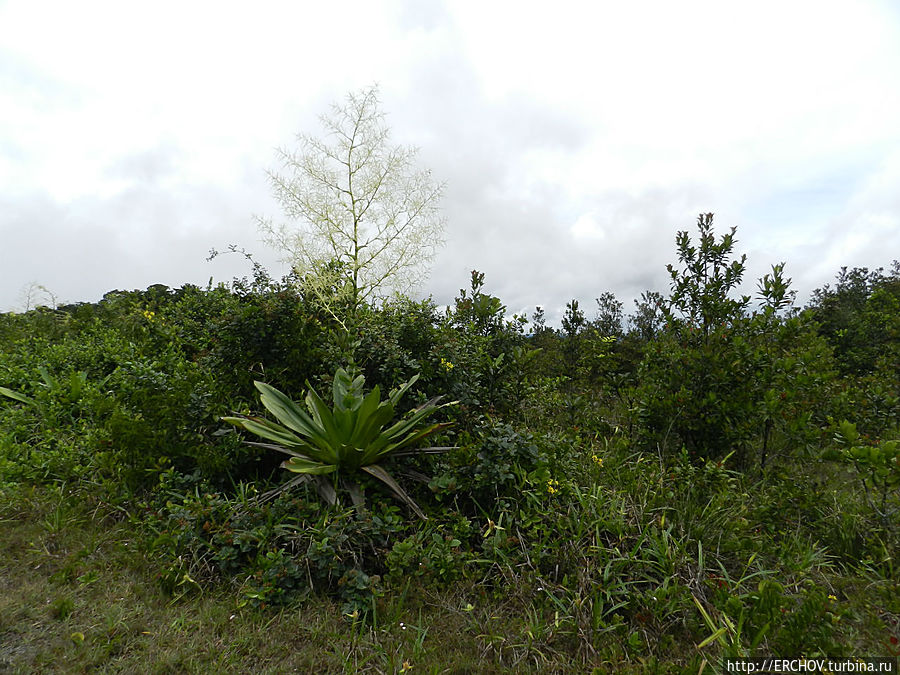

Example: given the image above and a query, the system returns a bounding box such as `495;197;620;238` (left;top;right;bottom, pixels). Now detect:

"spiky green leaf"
0;387;36;407
281;457;337;475
361;464;426;519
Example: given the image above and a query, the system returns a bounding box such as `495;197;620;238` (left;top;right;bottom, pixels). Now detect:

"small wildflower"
828;594;837;601
440;357;454;371
592;454;604;467
142;310;155;320
546;479;559;495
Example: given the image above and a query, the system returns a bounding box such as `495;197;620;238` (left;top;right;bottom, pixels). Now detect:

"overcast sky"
2;0;899;324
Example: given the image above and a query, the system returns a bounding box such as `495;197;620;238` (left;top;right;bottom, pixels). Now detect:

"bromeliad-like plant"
222;367;456;518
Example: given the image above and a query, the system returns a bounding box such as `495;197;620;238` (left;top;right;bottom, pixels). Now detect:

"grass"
1;451;898;673
0;484;655;674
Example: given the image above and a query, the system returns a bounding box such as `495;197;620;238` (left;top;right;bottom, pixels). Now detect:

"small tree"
259;86;446;329
593;292;624;338
629;291;665;342
664;212;749;339
638;215;834;468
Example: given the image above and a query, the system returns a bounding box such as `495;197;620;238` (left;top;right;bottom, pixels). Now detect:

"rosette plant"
223;367;455;519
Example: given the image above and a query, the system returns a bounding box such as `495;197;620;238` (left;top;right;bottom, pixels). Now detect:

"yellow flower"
592;454;604;467
547;479;559;495
828;594;837;601
483;518;504;537
440;357;454;371
142;310;156;320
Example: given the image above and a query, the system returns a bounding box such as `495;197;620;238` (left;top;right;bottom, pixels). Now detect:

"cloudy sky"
2;0;899;323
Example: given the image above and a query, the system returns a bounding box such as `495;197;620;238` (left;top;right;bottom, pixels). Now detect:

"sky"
2;0;899;324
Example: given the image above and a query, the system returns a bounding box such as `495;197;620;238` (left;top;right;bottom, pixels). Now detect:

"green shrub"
147;471;410;615
433;421;549;513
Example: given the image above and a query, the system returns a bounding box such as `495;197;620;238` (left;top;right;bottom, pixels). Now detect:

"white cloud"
1;0;898;319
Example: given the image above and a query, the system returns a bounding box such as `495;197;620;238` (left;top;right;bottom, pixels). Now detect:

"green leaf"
222;415;305;451
0;386;36;407
357;400;396;438
332;404;355;443
243;441;307;458
388;373;420;406
349;387;383;441
253;382;325;442
366;423;450;464
329;368;366;411
281;457;337;475
361;464;426;519
305;386;339;435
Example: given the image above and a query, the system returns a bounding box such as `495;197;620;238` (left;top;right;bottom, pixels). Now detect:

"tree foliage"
807;263;900;375
664;212;749;338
